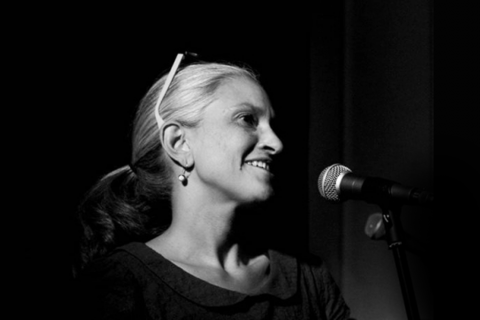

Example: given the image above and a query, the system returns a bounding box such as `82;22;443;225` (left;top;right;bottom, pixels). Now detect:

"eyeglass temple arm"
154;53;186;130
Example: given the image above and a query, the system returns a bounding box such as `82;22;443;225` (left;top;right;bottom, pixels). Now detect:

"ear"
159;121;193;168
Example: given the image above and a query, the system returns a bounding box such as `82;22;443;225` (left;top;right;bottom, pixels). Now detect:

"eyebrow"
230;102;275;118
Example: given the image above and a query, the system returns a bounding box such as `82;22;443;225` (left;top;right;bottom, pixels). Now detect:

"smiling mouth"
245;160;271;172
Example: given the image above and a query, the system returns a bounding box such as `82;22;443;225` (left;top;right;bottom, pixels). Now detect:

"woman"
73;53;351;319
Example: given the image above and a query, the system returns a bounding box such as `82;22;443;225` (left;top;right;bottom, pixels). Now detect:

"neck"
149;183;269;269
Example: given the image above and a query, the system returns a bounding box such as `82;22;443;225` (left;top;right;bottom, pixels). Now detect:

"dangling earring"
178;169;189;184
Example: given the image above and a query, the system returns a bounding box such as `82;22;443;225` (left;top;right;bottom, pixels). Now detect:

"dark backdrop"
308;2;434;319
15;2;438;319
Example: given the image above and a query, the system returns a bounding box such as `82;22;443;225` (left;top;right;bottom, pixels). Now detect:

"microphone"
318;163;433;206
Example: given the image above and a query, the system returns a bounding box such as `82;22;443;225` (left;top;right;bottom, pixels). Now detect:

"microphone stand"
381;204;420;320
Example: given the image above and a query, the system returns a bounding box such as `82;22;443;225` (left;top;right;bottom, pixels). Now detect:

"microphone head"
318;163;352;202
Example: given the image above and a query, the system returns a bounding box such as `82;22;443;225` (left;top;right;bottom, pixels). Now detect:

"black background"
8;2;476;319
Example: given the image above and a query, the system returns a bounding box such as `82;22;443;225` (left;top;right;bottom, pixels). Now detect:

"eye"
238;113;259;127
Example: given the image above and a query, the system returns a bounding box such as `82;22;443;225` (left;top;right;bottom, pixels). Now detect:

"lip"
245;158;272;163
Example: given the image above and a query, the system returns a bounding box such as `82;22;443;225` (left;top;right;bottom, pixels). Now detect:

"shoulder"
287;250;339;290
271;249;329;276
268;249;334;295
75;243;149;297
73;243;156;319
298;251;333;279
79;244;143;279
295;252;351;320
269;250;350;319
76;241;179;295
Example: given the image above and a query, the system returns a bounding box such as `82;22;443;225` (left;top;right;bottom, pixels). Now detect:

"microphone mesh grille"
318;164;351;202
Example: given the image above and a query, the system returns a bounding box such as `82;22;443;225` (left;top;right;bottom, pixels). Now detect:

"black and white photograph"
9;2;445;319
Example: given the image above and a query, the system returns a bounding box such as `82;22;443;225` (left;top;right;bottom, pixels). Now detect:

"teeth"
247;161;270;171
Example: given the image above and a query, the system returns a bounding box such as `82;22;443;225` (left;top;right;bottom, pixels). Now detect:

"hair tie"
129;163;137;174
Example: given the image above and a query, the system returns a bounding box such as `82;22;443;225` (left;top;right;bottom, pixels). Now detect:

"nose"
260;126;284;155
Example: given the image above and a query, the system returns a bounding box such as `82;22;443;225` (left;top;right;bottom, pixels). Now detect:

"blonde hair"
74;61;261;275
131;62;260;198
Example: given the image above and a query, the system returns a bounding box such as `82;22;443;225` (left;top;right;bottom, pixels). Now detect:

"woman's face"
188;77;283;205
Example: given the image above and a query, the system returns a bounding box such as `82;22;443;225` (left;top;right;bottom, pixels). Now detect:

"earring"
178;170;189;183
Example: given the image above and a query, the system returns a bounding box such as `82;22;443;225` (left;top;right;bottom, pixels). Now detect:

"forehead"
213;77;274;116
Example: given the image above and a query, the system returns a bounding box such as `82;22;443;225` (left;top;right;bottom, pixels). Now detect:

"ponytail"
72;165;170;278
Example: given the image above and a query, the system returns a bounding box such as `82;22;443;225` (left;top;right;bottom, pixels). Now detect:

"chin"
247;186;275;203
230;180;275;204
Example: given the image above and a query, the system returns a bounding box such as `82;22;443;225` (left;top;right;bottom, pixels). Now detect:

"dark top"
74;242;350;319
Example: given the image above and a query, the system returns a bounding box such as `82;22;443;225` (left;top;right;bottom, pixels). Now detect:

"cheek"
195;131;235;169
192;125;257;172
